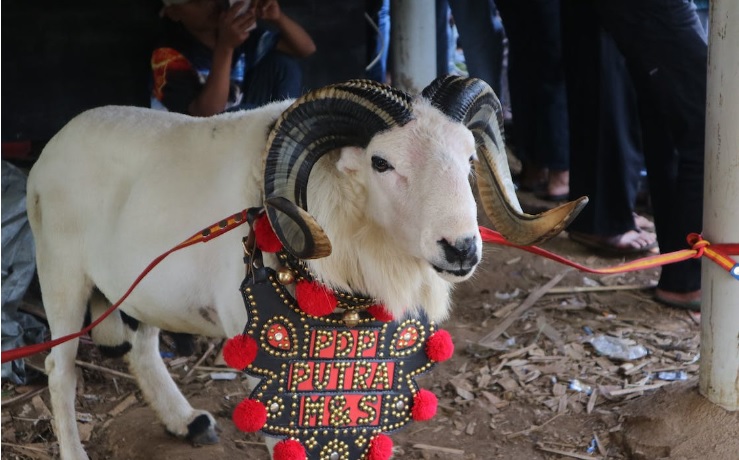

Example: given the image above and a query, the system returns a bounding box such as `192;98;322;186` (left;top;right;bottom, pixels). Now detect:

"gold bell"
342;310;361;328
276;267;295;285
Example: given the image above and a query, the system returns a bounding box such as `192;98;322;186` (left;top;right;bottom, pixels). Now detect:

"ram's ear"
337;146;364;175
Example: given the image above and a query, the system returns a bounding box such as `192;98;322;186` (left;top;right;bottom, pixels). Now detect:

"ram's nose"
438;236;479;268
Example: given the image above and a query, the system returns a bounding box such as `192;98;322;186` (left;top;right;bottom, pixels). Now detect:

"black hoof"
186;414;219;446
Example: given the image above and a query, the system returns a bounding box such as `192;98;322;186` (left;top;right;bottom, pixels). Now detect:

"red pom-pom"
367;434;394;460
411;389;438;421
367;305;394;322
223;334;258;370
425;329;454;362
273;439;306;460
232;398;267;432
295;280;336;316
254;214;283;253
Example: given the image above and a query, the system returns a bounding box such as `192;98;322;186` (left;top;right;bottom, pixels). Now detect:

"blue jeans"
366;0;390;82
238;52;303;109
447;0;505;95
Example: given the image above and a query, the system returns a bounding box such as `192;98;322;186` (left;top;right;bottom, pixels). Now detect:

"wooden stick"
412;444;465;455
478;270;570;347
75;360;136;381
606;382;670;396
545;283;656;295
593;431;608;457
195;365;238;372
536;444;600;460
184;342;216;379
507;413;562;439
1;442;50;453
0;386;47;406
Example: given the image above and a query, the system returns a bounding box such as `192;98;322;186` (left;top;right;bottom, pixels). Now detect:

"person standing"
561;0;707;310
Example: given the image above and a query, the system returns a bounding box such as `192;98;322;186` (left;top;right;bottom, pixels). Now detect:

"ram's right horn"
422;75;588;245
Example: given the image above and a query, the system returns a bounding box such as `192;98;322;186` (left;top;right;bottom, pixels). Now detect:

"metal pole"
700;0;739;411
390;0;436;94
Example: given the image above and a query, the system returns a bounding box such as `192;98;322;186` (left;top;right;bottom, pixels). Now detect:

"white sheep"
26;76;586;459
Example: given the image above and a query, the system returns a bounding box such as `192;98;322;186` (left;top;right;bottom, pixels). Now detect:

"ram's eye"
371;155;393;173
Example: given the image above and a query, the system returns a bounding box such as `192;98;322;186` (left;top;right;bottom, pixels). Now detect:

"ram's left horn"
422;75;587;246
263;80;414;259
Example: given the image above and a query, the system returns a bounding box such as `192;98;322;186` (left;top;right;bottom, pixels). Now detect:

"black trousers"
562;0;707;293
496;0;570;172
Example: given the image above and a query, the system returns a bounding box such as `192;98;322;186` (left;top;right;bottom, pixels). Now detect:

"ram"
26;76;585;459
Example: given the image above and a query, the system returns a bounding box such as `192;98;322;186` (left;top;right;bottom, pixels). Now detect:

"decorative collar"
246;207;387;326
276;250;377;311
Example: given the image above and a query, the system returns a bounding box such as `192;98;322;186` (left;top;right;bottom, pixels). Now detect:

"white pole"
700;0;739;411
390;0;436;94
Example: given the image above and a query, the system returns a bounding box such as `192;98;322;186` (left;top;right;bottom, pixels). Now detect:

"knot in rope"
687;233;709;259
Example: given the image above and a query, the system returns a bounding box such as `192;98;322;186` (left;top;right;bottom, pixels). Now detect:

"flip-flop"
568;230;658;255
654;290;701;311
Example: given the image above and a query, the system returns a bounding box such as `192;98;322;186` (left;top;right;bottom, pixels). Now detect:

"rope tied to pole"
686;232;739;279
479;227;739;281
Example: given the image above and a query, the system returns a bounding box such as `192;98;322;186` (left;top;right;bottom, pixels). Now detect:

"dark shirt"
151;20;278;114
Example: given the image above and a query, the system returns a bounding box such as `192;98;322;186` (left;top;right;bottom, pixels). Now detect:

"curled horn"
263;80;414;259
422;75;588;245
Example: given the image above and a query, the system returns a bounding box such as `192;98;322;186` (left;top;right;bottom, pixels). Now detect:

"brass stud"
342;310;361;328
276;266;295;285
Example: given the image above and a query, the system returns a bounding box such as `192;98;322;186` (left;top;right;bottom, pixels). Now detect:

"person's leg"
598;0;706;299
561;1;656;251
496;0;542;190
241;52;303;108
448;0;504;94
596;31;645;232
436;0;451;76
560;0;605;232
530;0;570;198
365;0;390;82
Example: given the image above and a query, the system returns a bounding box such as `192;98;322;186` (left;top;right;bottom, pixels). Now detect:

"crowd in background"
365;0;708;312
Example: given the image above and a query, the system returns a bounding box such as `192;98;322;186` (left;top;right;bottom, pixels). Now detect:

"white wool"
27;98;481;459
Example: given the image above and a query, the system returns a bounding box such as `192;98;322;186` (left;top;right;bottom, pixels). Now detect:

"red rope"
1;210;248;364
3;213;736;364
479;227;739;279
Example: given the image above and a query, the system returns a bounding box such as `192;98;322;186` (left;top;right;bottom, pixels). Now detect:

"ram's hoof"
186;414;220;446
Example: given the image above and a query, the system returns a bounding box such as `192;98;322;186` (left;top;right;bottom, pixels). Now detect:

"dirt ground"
3;194;738;460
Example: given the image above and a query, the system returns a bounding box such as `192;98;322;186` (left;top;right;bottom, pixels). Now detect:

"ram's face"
265;77;586;266
353;104;482;282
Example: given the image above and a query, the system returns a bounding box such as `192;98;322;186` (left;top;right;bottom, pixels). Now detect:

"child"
152;0;316;116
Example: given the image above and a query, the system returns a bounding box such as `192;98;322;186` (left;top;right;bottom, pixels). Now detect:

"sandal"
569;229;658;255
655;288;701;311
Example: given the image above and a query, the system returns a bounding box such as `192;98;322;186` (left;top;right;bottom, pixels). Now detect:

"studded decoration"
233;265;446;460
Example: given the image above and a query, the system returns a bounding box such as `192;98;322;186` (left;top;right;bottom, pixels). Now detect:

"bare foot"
569;229;657;254
633;212;655;232
547;170;569;198
610;229;657;251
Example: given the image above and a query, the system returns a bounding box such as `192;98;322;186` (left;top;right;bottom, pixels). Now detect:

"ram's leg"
126;324;219;445
38;262;92;460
